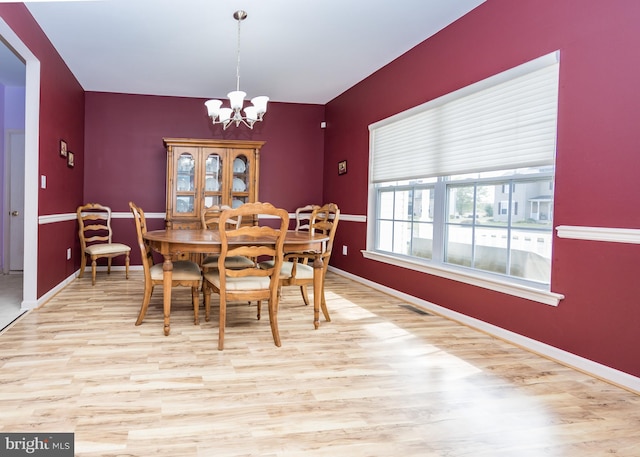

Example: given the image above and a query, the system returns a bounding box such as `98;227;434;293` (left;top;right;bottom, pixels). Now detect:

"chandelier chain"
236;14;241;92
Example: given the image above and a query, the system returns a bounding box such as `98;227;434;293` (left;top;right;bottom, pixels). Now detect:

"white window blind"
370;52;559;183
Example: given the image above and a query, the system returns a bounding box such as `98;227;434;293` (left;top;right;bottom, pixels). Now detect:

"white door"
8;131;25;271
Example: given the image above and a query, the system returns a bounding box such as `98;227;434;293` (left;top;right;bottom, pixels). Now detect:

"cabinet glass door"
204;153;222;209
175;152;195;214
231;154;249;208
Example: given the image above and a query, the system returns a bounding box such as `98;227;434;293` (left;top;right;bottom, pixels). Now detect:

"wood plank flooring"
1;271;639;456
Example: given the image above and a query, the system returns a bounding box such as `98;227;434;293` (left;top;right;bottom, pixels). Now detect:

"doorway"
0;18;40;326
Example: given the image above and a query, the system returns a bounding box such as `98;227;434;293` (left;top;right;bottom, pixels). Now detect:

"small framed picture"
60;139;68;157
338;160;347;175
67;151;75;168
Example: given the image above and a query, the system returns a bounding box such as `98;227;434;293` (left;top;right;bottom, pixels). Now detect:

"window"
367;52;560;292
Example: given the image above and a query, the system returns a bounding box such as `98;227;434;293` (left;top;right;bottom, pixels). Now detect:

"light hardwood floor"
1;271;639;456
0;272;23;331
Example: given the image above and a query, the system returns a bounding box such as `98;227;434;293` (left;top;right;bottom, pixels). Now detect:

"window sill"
361;250;564;306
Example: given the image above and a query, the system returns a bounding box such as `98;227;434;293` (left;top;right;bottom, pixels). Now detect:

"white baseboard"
328;266;640;394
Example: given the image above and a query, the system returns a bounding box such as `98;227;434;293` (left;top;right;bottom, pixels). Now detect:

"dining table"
143;229;330;335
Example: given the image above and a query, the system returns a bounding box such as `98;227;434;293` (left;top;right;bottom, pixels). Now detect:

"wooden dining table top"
143;229;329;254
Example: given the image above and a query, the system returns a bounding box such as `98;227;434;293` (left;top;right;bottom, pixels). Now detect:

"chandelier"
205;10;269;130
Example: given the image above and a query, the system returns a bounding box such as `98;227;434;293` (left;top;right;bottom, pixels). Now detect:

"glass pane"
177;153;195;192
393;221;411;255
204;196;221;209
233;155;249;194
475;183;496;225
205;154;221;191
377;220;393;251
509;229;552;282
474;227;508;275
176;196;194;214
231;197;246;208
394;190;411;220
413;187;434;222
411;222;433;259
445;224;472;267
519;178;554;225
447;185;474;222
379;190;394;219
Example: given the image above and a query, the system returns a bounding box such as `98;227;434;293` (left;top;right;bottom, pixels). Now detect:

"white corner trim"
361;250;563;306
328;266;640;395
556;225;640;244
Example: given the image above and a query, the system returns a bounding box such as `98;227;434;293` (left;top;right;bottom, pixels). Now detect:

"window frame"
364;53;564;307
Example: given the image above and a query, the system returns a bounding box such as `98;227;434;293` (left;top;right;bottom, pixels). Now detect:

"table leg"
162;255;173;336
312;255;324;329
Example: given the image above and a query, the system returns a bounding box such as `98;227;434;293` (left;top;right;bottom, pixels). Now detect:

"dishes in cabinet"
205;177;219;191
232;177;246;192
178;156;193;172
177;199;189;213
233;158;246;173
205;158;219;173
177;176;190;191
232;199;244;208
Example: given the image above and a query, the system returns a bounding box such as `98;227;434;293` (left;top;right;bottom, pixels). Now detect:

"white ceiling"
4;0;485;104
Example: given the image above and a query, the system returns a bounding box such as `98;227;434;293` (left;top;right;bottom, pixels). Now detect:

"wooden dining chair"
202;202;289;350
259;203;340;322
76;203;131;285
289;204;320;303
293;204;320;232
200;205;255;272
129;201;203;326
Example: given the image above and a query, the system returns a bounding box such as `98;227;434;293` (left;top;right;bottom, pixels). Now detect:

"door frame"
0;19;40;310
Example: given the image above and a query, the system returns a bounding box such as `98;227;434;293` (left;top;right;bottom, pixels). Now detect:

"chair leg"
320;289;331;322
91;257;98;286
203;282;211;322
192;286;199;325
218;296;226;351
300;285;310;306
268;295;281;347
79;254;87;278
256;300;262;320
107;258;112;275
125;254;130;279
136;285;153;325
320;270;331;322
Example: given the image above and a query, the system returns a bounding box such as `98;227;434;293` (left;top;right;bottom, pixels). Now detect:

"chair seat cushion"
202;255;255;269
85;243;131;256
150;260;202;281
258;260;314;280
203;271;270;291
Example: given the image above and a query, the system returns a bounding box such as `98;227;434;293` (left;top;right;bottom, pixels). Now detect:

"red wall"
324;0;640;377
0;4;85;297
83;92;325;265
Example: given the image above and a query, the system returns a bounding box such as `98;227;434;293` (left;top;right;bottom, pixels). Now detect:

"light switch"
41;175;46;189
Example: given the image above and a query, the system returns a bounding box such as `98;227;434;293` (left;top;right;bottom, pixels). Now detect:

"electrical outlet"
342;245;348;255
66;248;71;260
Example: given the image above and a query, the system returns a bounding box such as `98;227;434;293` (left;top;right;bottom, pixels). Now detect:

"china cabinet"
163;138;264;229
